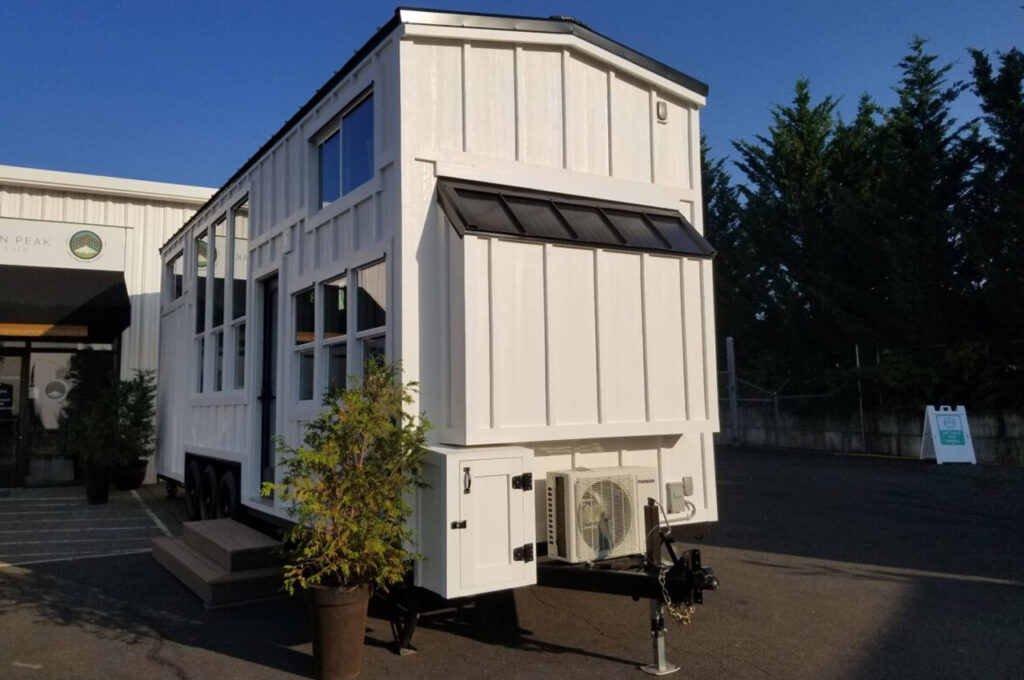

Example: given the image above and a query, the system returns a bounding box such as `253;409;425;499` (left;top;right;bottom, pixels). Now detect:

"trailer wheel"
199;464;219;520
216;470;240;519
184;460;202;521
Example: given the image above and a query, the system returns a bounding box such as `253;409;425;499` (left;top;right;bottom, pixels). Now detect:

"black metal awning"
0;265;131;341
436;178;715;258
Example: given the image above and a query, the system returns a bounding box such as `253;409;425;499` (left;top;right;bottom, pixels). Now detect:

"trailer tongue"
387;499;719;674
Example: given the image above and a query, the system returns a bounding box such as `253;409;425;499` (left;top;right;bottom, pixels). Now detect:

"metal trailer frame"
383;499;719;675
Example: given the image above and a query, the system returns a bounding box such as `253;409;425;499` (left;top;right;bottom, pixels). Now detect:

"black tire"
199;464;219;521
216;470;240;519
184;460;202;520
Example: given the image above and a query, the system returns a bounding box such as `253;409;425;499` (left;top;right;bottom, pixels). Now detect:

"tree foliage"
262;359;430;595
707;37;1024;407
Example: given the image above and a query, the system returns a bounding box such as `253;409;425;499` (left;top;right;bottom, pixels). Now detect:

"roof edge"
0;164;213;205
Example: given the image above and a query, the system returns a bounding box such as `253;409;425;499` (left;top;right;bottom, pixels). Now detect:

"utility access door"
458;457;528;592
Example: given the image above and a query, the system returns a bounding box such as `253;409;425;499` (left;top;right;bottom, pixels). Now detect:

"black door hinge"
511;473;533;491
513;543;534;563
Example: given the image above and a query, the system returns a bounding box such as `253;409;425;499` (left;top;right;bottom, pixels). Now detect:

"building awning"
0;265;130;341
436;177;715;258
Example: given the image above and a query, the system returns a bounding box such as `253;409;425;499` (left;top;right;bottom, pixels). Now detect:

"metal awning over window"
0;265;130;341
436;178;715;258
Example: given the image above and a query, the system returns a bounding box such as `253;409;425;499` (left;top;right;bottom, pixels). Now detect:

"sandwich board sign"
920;405;976;464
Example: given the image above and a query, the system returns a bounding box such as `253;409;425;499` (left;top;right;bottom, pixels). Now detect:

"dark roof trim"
163;7;708;253
436;177;715;259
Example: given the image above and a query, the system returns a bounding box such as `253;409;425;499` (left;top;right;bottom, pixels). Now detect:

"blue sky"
0;1;1020;188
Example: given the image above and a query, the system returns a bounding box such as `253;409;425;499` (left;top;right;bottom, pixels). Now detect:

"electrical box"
415;445;536;599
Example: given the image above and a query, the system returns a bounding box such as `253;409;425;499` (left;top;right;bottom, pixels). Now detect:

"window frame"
228;198;249;390
312;87;375;211
191;196;250;396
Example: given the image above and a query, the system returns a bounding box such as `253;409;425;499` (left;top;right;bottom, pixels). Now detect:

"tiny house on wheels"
156;7;719;663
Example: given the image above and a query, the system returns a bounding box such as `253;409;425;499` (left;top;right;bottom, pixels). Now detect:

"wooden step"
182;518;281;572
152;536;284;607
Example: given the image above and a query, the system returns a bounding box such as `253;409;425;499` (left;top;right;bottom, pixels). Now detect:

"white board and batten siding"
399;30;718;526
156;35;403;492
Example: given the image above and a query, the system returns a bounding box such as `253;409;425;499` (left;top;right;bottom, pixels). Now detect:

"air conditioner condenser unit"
545;466;658;563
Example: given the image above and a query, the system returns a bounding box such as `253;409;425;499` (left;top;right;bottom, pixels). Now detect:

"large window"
316;92;374;208
287;260;385;405
191;196;250;394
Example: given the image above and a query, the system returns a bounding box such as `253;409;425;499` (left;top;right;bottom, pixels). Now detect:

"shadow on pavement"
0;552;312;677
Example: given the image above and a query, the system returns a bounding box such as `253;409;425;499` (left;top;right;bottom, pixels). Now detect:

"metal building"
0;164;212;486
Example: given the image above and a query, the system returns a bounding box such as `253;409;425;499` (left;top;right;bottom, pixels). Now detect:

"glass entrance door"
26;352;75;485
0;353;27;486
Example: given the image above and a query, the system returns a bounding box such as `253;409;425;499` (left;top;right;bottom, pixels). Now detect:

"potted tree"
111;370;157;490
262;359;429;680
63;351;120;504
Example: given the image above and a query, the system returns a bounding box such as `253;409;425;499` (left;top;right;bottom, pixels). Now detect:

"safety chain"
657;565;695;625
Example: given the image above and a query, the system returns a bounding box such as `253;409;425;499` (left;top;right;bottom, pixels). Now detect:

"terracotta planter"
309;583;372;680
112;458;149;491
84;465;112;504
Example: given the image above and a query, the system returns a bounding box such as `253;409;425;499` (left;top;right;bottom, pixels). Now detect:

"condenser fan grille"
574;475;635;560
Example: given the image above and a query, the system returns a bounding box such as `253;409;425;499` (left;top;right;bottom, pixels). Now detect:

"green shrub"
262;359;430;594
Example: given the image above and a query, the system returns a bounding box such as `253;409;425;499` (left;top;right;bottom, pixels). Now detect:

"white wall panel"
408;41;464;154
682;258;706;420
596;250;646;423
517;48;564;168
643;255;686;421
463;235;492;432
609;74;652;182
464;43;516;160
490;239;547;428
564;53;609;175
652;98;690;189
546;245;598;425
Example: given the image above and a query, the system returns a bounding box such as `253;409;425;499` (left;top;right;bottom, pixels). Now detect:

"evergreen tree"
876;37;975;345
967;47;1024;339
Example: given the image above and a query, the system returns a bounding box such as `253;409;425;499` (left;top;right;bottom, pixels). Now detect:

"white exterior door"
458;456;525;591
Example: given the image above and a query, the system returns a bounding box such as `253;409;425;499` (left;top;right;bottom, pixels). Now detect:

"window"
287;262;382;404
194;231;207;335
212;219;227;328
356;260;386;368
323;275;347;391
342;95;374;194
318;131;340;207
213;330;224;391
192;199;250;395
316;92;374;208
230;200;249;388
166;252;184;301
195;337;205;392
294;288;315;401
357;260;386;332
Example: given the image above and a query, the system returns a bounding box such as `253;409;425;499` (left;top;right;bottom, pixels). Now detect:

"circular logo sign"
69;230;103;260
44;381;67;400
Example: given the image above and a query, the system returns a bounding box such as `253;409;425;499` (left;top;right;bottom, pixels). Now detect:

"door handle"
463;467;471;494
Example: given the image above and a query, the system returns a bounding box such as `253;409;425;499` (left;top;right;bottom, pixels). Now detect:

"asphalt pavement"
1;447;1021;680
